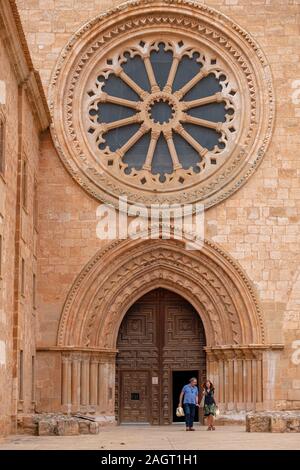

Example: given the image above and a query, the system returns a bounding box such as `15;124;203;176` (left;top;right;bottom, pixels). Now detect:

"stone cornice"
0;0;50;131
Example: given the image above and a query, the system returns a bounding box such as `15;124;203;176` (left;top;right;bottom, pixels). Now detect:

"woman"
202;380;217;430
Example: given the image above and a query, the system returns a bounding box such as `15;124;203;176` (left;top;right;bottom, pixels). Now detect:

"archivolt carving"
57;235;265;349
49;0;274;209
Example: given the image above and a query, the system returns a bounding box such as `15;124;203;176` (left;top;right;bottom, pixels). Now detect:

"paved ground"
0;425;300;450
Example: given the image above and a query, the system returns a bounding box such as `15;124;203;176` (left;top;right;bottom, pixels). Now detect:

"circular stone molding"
49;0;274;209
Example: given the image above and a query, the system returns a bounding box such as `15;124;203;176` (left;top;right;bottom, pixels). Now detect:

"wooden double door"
116;288;206;424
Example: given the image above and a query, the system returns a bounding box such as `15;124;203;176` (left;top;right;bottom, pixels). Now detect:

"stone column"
97;353;117;421
80;356;90;409
244;356;253;410
204;346;272;413
218;359;224;406
252;358;258;409
71;355;81;412
256;357;263;408
61;355;72;410
226;350;235;410
207;351;223;410
224;358;229;409
107;356;116;416
236;351;244;410
207;353;219;393
233;356;240;409
98;358;108;412
89;356;99;409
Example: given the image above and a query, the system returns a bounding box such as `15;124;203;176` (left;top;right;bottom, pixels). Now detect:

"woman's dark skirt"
204;403;216;417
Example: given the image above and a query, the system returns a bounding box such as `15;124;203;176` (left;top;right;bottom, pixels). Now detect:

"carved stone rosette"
49;0;274;209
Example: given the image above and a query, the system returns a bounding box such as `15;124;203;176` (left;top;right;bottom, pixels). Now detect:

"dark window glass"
89;44;233;178
150;43;173;90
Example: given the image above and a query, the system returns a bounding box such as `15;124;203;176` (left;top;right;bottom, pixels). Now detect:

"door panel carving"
116;288;206;424
120;370;150;423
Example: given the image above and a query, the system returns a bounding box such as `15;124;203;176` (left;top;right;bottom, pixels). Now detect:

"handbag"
215;406;220;417
176;406;185;417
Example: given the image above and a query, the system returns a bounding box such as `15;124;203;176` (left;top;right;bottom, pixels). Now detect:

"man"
178;377;199;431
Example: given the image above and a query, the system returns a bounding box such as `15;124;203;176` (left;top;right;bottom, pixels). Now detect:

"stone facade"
0;0;299;436
0;0;49;436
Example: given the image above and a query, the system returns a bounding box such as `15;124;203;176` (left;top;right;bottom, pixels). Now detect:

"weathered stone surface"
38;419;57;436
271;416;287;433
19;413;102;436
17;415;39;435
246;414;270;432
78;420;90;435
56;419;79;436
89;422;100;435
246;412;300;433
286;419;300;433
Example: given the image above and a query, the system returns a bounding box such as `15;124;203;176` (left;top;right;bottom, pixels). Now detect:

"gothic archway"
57;236;264;349
36;235;284;418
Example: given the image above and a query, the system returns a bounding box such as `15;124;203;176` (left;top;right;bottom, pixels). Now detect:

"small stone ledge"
17;413;114;436
216;412;246;426
246;411;300;433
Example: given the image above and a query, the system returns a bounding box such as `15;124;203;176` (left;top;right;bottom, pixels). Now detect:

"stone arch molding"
49;0;274;210
57;236;265;349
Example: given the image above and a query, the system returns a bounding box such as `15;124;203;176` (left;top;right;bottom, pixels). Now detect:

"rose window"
86;40;237;186
50;1;274;208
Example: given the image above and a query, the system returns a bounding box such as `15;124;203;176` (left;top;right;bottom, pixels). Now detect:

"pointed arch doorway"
116;288;206;425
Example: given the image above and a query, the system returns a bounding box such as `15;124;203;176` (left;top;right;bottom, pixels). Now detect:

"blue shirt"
182;384;199;405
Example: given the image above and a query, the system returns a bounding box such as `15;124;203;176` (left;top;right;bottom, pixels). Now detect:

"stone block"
246;413;270;432
271;416;287;433
18;416;38;435
56;419;79;436
286;419;300;433
78;420;90;435
89;421;100;434
247;412;300;433
38;419;57;436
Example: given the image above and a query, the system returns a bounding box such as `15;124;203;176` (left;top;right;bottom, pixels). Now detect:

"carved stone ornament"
57;234;265;349
49;0;274;209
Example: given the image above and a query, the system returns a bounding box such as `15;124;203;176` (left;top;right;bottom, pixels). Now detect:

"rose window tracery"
50;0;274;209
86;40;236;185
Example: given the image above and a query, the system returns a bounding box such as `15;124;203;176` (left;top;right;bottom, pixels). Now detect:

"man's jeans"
183;403;196;428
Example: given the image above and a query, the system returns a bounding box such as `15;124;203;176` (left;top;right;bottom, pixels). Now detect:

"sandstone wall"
0;35;19;437
16;0;300;409
0;2;47;435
